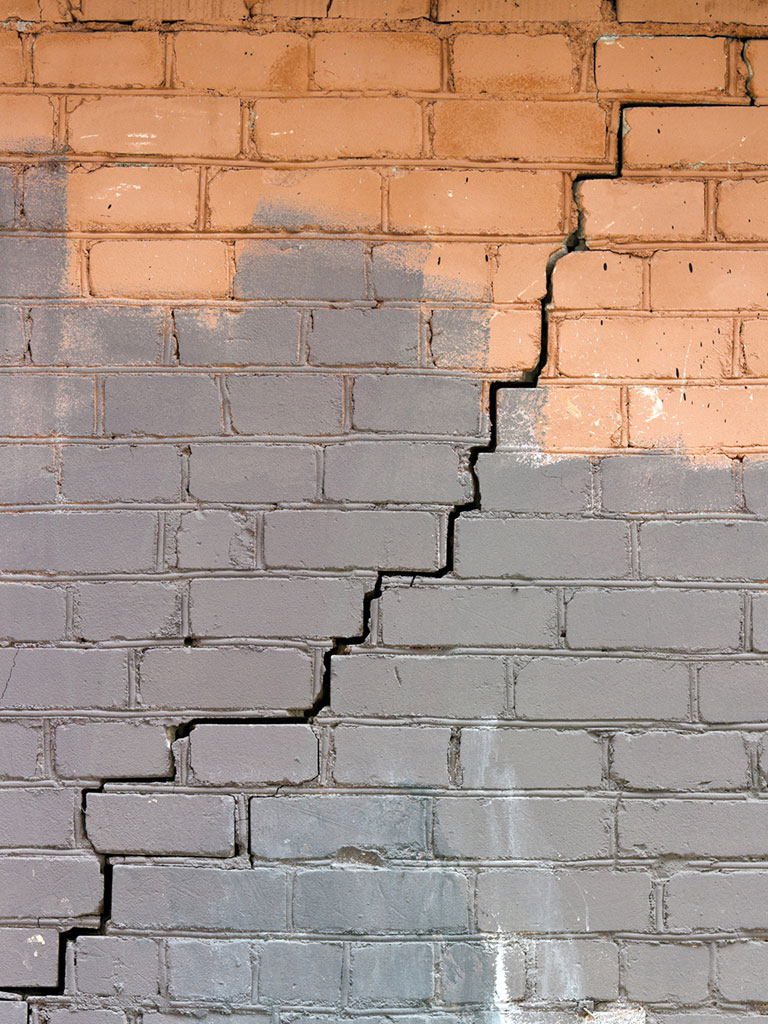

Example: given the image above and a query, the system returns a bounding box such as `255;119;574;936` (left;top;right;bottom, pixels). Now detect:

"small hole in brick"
183;636;197;647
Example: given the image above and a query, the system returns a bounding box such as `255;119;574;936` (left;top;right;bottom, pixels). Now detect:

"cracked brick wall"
3;0;768;1021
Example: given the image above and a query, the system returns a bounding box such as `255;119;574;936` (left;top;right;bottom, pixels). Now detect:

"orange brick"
623;107;768;170
34;32;163;88
438;0;600;18
0;31;24;86
651;251;768;311
388;169;564;236
745;42;768;99
90;240;229;299
67;167;199;230
253;98;422;160
324;0;430;13
431;308;540;371
208;167;382;231
530;384;622;450
78;0;249;20
433;100;607;161
741;320;768;376
595;36;727;95
174;32;308;92
373;242;492;300
628;385;768;450
552;252;645;309
67;96;241;158
0;96;55;153
0;0;39;16
313;32;441;92
557;316;732;379
717;180;768;240
580;179;706;243
617;0;768;24
493;243;561;302
451;34;574;95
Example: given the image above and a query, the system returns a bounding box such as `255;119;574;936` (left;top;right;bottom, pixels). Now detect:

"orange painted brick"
324;0;430;13
595;36;727;95
208;167;382;231
174;32;308;92
373;242;492;300
90;240;229;299
557;316;732;379
552;252;645;309
717;180;768;240
254;98;422;160
67;96;241;158
257;0;326;12
67;167;199;231
741;320;768;376
745;42;768;99
388;169;564;236
0;32;24;86
438;0;600;19
0;96;55;153
451;34;574;95
78;0;249;20
529;384;622;450
431;308;540;371
433;100;607;161
34;32;164;88
313;33;441;92
624;107;768;170
617;0;768;24
628;385;768;450
651;251;768;311
0;0;64;15
493;243;562;302
580;179;706;243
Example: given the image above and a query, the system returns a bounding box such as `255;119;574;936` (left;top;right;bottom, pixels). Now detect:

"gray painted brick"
460;728;603;790
234;240;366;300
612;731;749;790
86;792;235;856
698;662;768;722
324;441;469;504
0;927;59;988
0;445;57;503
146;1015;266;1024
105;374;223;437
0;724;42;780
565;588;742;652
0;375;94;436
21;165;68;230
0;649;127;710
167;939;251;1000
495;388;551;450
47;1013;124;1024
641;521;768;580
188;443;318;503
618;799;768;858
0;788;76;848
309;308;419;366
623;942;710;1003
0;238;78;298
718;941;768;1001
0;167;15;228
666;871;768;931
189;724;318;785
0;583;66;641
174;306;301;366
439;942;525;1005
0;305;26;362
250;794;428;860
74;936;160;997
430;307;539;371
76;581;179;641
535;940;618;1001
371;242;491;301
175;510;255;569
0;855;102;919
743;456;768;514
0;1005;25;1024
29;305;164;366
227;373;344;436
0;511;156;571
601;454;738;513
752;594;768;651
352;374;483;436
477;453;592;513
61;444;181;502
54;722;171;779
332;724;451;787
258;941;343;1005
349;943;433;1006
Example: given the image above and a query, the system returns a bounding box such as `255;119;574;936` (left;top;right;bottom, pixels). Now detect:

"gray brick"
439;942;525;1005
699;661;768;722
752;594;768;651
331;653;507;718
477;453;592;513
190;576;367;639
430;308;540;372
641;520;768;580
0;788;76;848
477;868;651;933
175;510;254;569
619;799;768;858
309;308;419;366
371;242;491;301
352;375;483;436
333;725;450;787
174;306;301;366
455;517;631;580
29;305;164;365
0;1005;25;1024
61;444;181;502
105;374;222;437
0;511;156;571
189;443;318;503
0;167;15;228
565;588;742;652
666;871;768;931
54;722;171;779
74;936;160;997
76;582;179;641
718;941;768;1001
623;942;710;1003
146;1015;267;1024
495;387;552;450
21;165;68;230
227;373;344;436
250;794;428;860
535;940;618;1001
380;584;556;647
460;728;603;789
0;583;66;641
235;240;366;300
0;375;94;436
258;941;343;1005
111;865;287;931
293;868;470;934
515;657;690;721
0;649;127;710
349;943;433;1006
47;1013;124;1024
86;792;235;857
324;440;469;504
0;305;25;362
0;237;78;298
601;454;738;513
743;455;768;514
612;731;748;790
264;510;441;571
0;445;57;503
0;723;42;780
0;855;102;919
167;939;251;1000
189;724;318;785
434;797;612;860
0;927;59;988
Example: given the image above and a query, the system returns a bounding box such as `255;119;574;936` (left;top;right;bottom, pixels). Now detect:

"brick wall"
2;0;768;1020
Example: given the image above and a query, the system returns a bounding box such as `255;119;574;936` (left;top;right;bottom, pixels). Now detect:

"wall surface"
2;0;768;1021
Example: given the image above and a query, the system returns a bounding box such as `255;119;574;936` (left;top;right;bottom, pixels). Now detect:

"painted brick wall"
2;0;768;1022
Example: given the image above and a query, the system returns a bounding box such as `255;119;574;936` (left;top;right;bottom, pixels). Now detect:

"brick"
62;444;181;502
189;443;317;502
596;36;727;94
0;375;93;437
54;722;172;779
111;865;287;931
389;169;564;236
47;1012;124;1024
67;96;241;157
309;307;419;366
620;799;768;858
352;375;483;436
553;252;644;309
536;940;618;1001
0;649;127;711
665;871;768;931
515;657;690;722
76;582;179;641
0;724;42;780
293;868;470;934
0;510;155;571
74;936;160;997
250;794;428;860
34;32;163;87
747;41;768;98
718;941;768;1001
80;0;249;17
175;31;308;91
189;723;318;785
372;242;491;301
601;454;738;513
0;32;24;85
699;662;768;723
175;307;301;366
104;374;222;436
28;305;165;365
176;510;254;569
566;588;742;652
580;180;706;243
617;0;768;23
461;727;603;789
0;169;16;229
0;1005;25;1024
0;96;55;152
0;928;59;988
349;943;433;1006
0;583;66;641
438;0;600;16
455;516;630;579
477;868;651;933
624;106;768;169
167;940;251;1000
64;167;198;231
235;239;365;301
315;32;440;92
717;180;768;240
90;240;229;299
0;237;78;298
640;521;768;580
434;796;611;860
494;242;562;302
232;374;346;436
0;855;102;919
430;308;540;371
651;250;768;310
628;385;768;449
324;441;469;504
321;0;430;13
0;446;57;504
452;33;573;95
440;942;525;1004
258;941;343;1005
496;385;622;451
753;594;768;651
333;724;450;787
380;583;556;647
0;789;76;848
623;943;709;1003
477;453;592;512
741;319;768;375
613;731;748;791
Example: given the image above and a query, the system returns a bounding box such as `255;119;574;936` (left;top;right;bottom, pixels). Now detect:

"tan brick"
314;32;441;92
90;240;229;299
67;167;199;231
0;31;24;86
174;32;308;92
451;34;574;95
624;107;768;170
0;96;55;153
438;0;600;18
553;252;645;310
629;385;768;449
717;180;768;240
741;320;768;376
258;0;326;12
535;385;623;450
253;98;422;160
389;169;564;236
580;180;706;243
651;251;768;311
67;96;241;158
493;243;562;302
78;0;249;19
617;0;768;25
595;36;727;95
322;0;430;12
208;167;381;231
34;32;164;88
